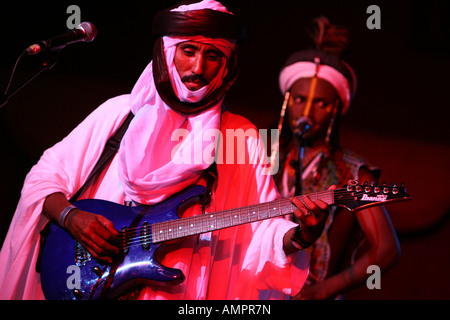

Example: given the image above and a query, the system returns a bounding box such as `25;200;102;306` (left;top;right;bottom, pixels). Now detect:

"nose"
192;54;205;75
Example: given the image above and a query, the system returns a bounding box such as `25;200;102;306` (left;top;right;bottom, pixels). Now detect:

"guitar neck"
151;190;334;243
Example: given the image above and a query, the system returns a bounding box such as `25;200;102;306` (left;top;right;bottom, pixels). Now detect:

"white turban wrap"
279;61;353;114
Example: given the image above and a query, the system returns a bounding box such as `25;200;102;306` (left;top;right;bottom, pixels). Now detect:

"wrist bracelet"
291;225;313;250
58;205;77;228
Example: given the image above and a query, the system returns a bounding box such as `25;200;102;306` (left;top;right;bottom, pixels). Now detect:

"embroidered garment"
277;146;378;284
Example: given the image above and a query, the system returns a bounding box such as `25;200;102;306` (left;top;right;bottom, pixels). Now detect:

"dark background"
0;1;449;299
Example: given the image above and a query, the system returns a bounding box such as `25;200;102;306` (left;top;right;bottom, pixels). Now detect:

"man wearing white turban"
0;1;329;300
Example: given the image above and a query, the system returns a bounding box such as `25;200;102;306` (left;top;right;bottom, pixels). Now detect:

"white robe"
0;95;308;299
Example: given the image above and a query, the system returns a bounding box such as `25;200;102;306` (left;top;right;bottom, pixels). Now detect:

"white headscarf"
278;61;352;113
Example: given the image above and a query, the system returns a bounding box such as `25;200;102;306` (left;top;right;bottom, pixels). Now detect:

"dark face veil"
151;1;245;114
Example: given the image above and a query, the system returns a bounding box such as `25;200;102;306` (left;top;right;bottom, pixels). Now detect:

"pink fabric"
0;97;308;299
0;96;132;299
119;0;238;205
119;60;223;205
137;111;308;299
171;0;231;14
119;33;233;205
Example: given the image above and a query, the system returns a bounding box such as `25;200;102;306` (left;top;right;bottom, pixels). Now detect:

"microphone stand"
294;132;306;196
292;117;313;196
1;50;61;110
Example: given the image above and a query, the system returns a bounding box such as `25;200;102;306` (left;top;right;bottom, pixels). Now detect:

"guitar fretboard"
151;190;334;243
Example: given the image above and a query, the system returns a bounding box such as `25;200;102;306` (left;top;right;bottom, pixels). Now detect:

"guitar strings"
118;189;335;234
117;199;299;248
111;188;398;249
116;191;379;238
119;208;326;249
118;198;299;236
116;189;373;237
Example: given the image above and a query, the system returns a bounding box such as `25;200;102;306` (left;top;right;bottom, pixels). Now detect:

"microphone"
294;116;314;137
25;22;97;55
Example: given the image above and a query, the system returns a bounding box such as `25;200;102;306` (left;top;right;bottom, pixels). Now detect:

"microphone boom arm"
1;22;96;110
1;50;61;110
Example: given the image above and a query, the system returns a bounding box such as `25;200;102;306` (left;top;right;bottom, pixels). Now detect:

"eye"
315;100;326;108
205;50;222;62
315;100;333;109
206;53;219;61
293;96;305;104
183;49;195;57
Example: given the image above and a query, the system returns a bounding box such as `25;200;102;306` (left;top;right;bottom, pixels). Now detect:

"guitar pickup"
141;222;151;251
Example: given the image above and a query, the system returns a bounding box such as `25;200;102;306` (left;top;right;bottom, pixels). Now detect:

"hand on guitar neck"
283;186;335;254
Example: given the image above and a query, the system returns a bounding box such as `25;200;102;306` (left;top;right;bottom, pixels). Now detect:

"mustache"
181;74;209;86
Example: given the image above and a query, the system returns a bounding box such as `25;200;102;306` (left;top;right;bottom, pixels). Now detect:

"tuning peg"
347;179;358;191
383;183;390;194
391;182;399;194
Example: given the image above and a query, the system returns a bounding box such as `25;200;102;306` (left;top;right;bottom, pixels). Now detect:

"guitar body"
40;185;206;300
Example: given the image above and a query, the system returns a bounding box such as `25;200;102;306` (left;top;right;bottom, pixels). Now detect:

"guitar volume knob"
92;265;103;277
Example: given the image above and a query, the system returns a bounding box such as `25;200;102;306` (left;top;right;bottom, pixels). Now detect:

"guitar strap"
69;111;135;203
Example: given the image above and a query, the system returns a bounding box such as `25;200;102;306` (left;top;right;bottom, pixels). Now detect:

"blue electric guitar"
39;180;410;300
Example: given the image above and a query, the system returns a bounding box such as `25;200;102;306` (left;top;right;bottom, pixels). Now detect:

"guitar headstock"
333;180;411;212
